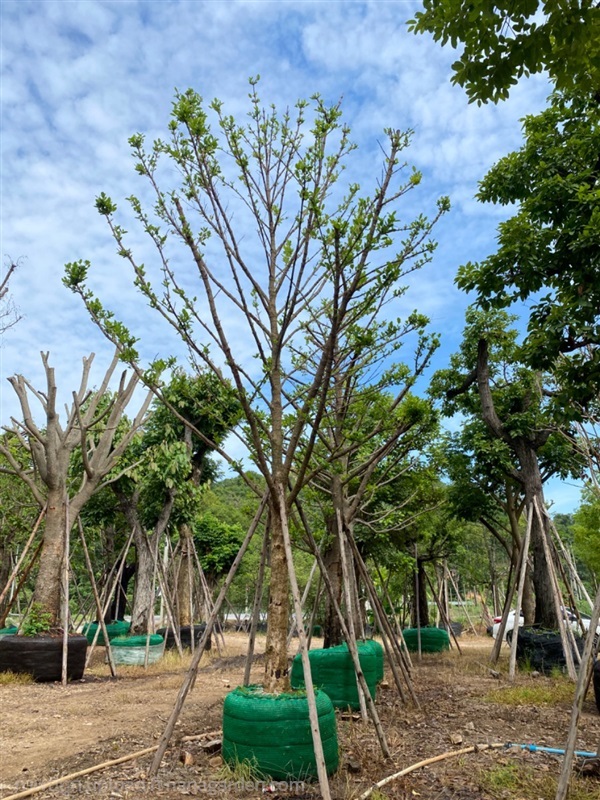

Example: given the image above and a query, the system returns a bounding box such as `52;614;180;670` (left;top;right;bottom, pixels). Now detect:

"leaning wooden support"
423;571;462;654
243;523;269;686
295;499;392;760
346;533;418;707
278;487;332;800
148;492;268;777
555;584;600;800
533;498;577;680
338;515;368;722
355;743;505;800
77;519;117;678
508;505;533;681
0;746;159;800
0;506;46;610
61;496;71;687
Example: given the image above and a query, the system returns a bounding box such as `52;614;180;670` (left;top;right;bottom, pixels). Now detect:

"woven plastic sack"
290;642;378;710
110;634;164;665
593;660;600;714
513;627;584;674
222;685;338;780
401;627;450;653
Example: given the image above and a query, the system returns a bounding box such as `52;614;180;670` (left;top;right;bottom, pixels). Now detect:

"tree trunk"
264;492;290;692
322;514;343;648
517;446;559;629
32;489;66;626
0;541;12;620
177;523;195;627
130;529;158;635
411;559;430;628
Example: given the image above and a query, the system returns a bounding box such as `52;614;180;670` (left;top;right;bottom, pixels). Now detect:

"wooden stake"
555;585;600;800
0;506;46;609
77;518;117;677
278;486;332;800
0;746;158;800
508;504;532;681
243;523;269;686
61;496;70;687
148;492;268;777
295;499;392;758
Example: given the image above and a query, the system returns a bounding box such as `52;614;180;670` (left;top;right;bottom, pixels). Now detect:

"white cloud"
0;0;581;510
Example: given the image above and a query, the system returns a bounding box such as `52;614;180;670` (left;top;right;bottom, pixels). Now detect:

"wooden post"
554;585;600;800
61;496;70;687
508;504;533;680
337;513;368;722
243;524;269;686
77;519;117;677
0;506;46;609
295;500;393;757
149;492;268;777
424;571;462;654
533;498;577;680
414;545;422;661
278;487;332;800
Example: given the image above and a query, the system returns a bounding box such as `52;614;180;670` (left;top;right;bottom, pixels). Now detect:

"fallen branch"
0;746;158;800
180;728;222;742
355;742;505;800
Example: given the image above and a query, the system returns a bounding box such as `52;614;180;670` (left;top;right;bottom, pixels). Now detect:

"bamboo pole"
337;513;368;722
294;499;392;758
287;555;318;646
347;534;417;706
355;743;505;800
446;566;478;635
533;498;577;680
555;584;600;800
77;518;117;678
243;523;269;686
374;563;413;672
85;528;135;668
0;540;43;628
148;492;268;777
423;571;462;654
0;506;46;608
0;746;159;800
61;496;70;687
508;504;533;681
278;486;332;800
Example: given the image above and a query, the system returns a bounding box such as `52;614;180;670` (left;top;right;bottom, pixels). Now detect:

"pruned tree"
0;350;152;626
65;82;449;691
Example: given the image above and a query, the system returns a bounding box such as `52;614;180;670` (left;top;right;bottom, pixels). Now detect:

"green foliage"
21;602;54;636
456;91;600;413
572;486;600;578
192;513;244;584
409;0;600;104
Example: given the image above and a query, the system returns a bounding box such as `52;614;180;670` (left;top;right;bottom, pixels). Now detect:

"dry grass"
0;670;33;685
478;762;599;800
485;679;575;707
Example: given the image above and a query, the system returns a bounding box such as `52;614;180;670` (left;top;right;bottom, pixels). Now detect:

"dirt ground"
0;633;599;800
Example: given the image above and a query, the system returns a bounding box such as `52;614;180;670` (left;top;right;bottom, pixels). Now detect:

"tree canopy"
409;0;600;103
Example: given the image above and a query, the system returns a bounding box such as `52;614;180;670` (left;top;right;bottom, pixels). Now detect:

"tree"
0;350;151;626
408;0;600;104
573;487;600;581
432;308;584;628
457;90;600;410
65;83;449;690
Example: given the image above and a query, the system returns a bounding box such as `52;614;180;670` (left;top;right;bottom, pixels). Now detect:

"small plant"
21;603;54;636
484;680;574;707
216;756;263;783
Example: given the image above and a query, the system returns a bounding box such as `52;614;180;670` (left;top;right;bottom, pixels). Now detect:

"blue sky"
0;0;583;511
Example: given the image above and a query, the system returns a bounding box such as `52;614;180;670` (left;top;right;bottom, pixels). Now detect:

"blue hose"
505;742;598;759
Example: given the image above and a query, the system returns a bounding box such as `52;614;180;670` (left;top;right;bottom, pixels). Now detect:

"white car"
491;608;600;640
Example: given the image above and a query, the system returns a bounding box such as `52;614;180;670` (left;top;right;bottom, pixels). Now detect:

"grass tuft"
484;680;574;707
0;670;34;685
479;762;598;800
